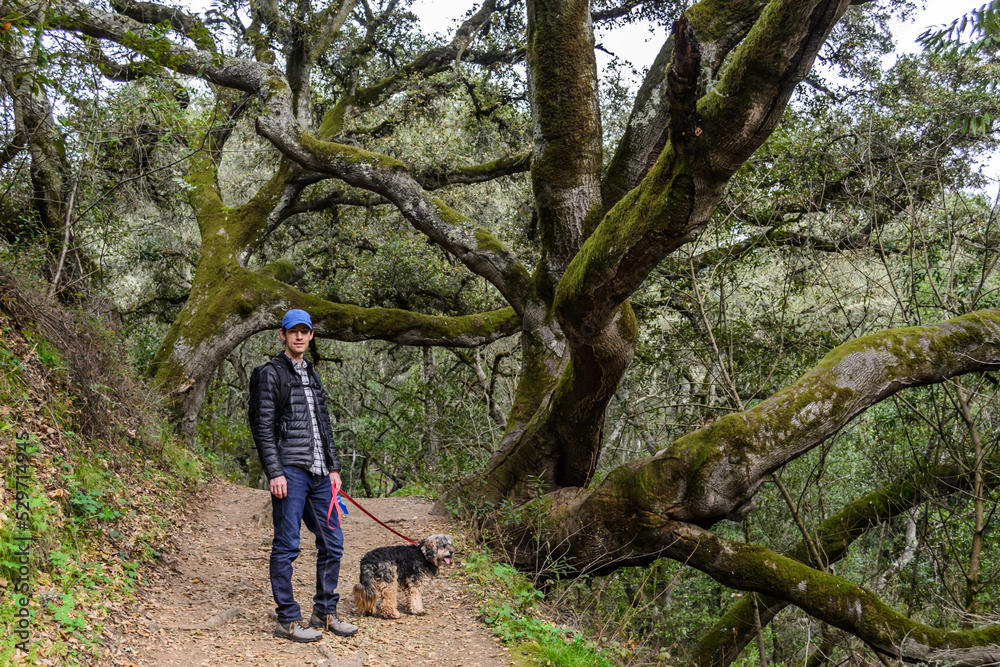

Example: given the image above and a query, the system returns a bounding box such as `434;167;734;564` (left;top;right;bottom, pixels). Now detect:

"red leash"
327;489;418;546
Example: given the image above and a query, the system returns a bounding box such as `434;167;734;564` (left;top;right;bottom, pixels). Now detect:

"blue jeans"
269;466;344;623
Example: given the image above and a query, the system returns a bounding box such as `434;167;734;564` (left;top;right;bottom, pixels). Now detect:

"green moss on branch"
692;452;1000;666
672;522;1000;663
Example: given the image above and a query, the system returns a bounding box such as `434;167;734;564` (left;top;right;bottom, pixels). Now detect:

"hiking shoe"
273;619;322;643
309;611;359;637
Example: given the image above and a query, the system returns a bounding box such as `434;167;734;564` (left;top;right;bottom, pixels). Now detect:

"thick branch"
255;131;530;311
170;266;522;370
642;310;1000;524
42;0;264;93
703;0;853;178
556;0;854;343
527;0;602;278
310;302;521;347
602;0;769;210
413;151;532;190
476;301;637;497
460;47;525;67
110;0;217;51
601;32;673;210
282;151;532;218
591;0;645;22
500;311;1000;580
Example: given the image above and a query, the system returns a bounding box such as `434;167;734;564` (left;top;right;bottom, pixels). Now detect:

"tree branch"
311;0;356;63
693;451;1000;666
254;131;531;312
279;151;532;218
641;310;1000;525
602;0;769;209
280;186;387;219
110;0;217;51
555;0;855;343
496;311;1000;581
82;37;168;81
704;0;853;178
412;151;532;190
315;0;500;139
526;0;602;278
591;0;645;22
310;302;521;347
669;522;1000;665
186;264;522;371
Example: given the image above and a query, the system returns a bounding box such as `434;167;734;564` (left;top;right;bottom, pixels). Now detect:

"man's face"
281;323;313;356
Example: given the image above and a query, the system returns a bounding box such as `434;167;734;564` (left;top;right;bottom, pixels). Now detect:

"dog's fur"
353;534;454;619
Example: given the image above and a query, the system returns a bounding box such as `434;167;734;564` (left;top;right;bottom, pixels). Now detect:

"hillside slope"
0;272;208;665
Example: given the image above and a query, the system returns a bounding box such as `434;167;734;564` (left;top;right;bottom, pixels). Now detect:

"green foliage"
0;276;209;665
390;482;434;497
917;2;1000;134
463;548;617;667
194;375;258;486
920;1;1000;55
311;339;514;496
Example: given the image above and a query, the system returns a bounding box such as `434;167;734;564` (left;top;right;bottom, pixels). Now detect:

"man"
250;308;359;642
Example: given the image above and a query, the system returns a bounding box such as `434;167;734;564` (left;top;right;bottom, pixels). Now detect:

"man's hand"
329;471;342;496
270;475;288;499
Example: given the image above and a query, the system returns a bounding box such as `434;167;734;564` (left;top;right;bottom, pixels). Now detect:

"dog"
353;534;454;619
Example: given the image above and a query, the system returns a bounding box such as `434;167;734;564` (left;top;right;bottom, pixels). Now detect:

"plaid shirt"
287;355;328;477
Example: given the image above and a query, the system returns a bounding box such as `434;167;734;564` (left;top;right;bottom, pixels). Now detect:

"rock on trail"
107;480;510;666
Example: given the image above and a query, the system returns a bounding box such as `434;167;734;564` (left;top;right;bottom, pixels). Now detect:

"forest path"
110;480;511;667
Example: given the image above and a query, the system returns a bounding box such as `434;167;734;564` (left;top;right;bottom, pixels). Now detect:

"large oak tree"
4;0;1000;662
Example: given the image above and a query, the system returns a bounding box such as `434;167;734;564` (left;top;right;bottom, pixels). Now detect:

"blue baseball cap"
281;309;313;330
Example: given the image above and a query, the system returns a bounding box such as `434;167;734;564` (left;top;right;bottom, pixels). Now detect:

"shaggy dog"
353;534;454;619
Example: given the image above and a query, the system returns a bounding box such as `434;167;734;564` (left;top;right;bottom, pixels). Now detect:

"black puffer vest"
250;353;341;480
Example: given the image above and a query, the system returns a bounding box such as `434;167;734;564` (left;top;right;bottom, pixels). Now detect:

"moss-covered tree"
13;0;1000;661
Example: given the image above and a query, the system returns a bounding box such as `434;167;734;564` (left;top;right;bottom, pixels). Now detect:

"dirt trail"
109;480;511;667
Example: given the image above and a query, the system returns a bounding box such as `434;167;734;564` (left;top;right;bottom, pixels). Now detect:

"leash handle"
326;490;344;531
327;490;418;545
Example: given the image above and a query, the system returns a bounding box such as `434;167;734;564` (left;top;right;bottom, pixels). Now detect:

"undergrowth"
462;547;619;667
0;270;210;665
